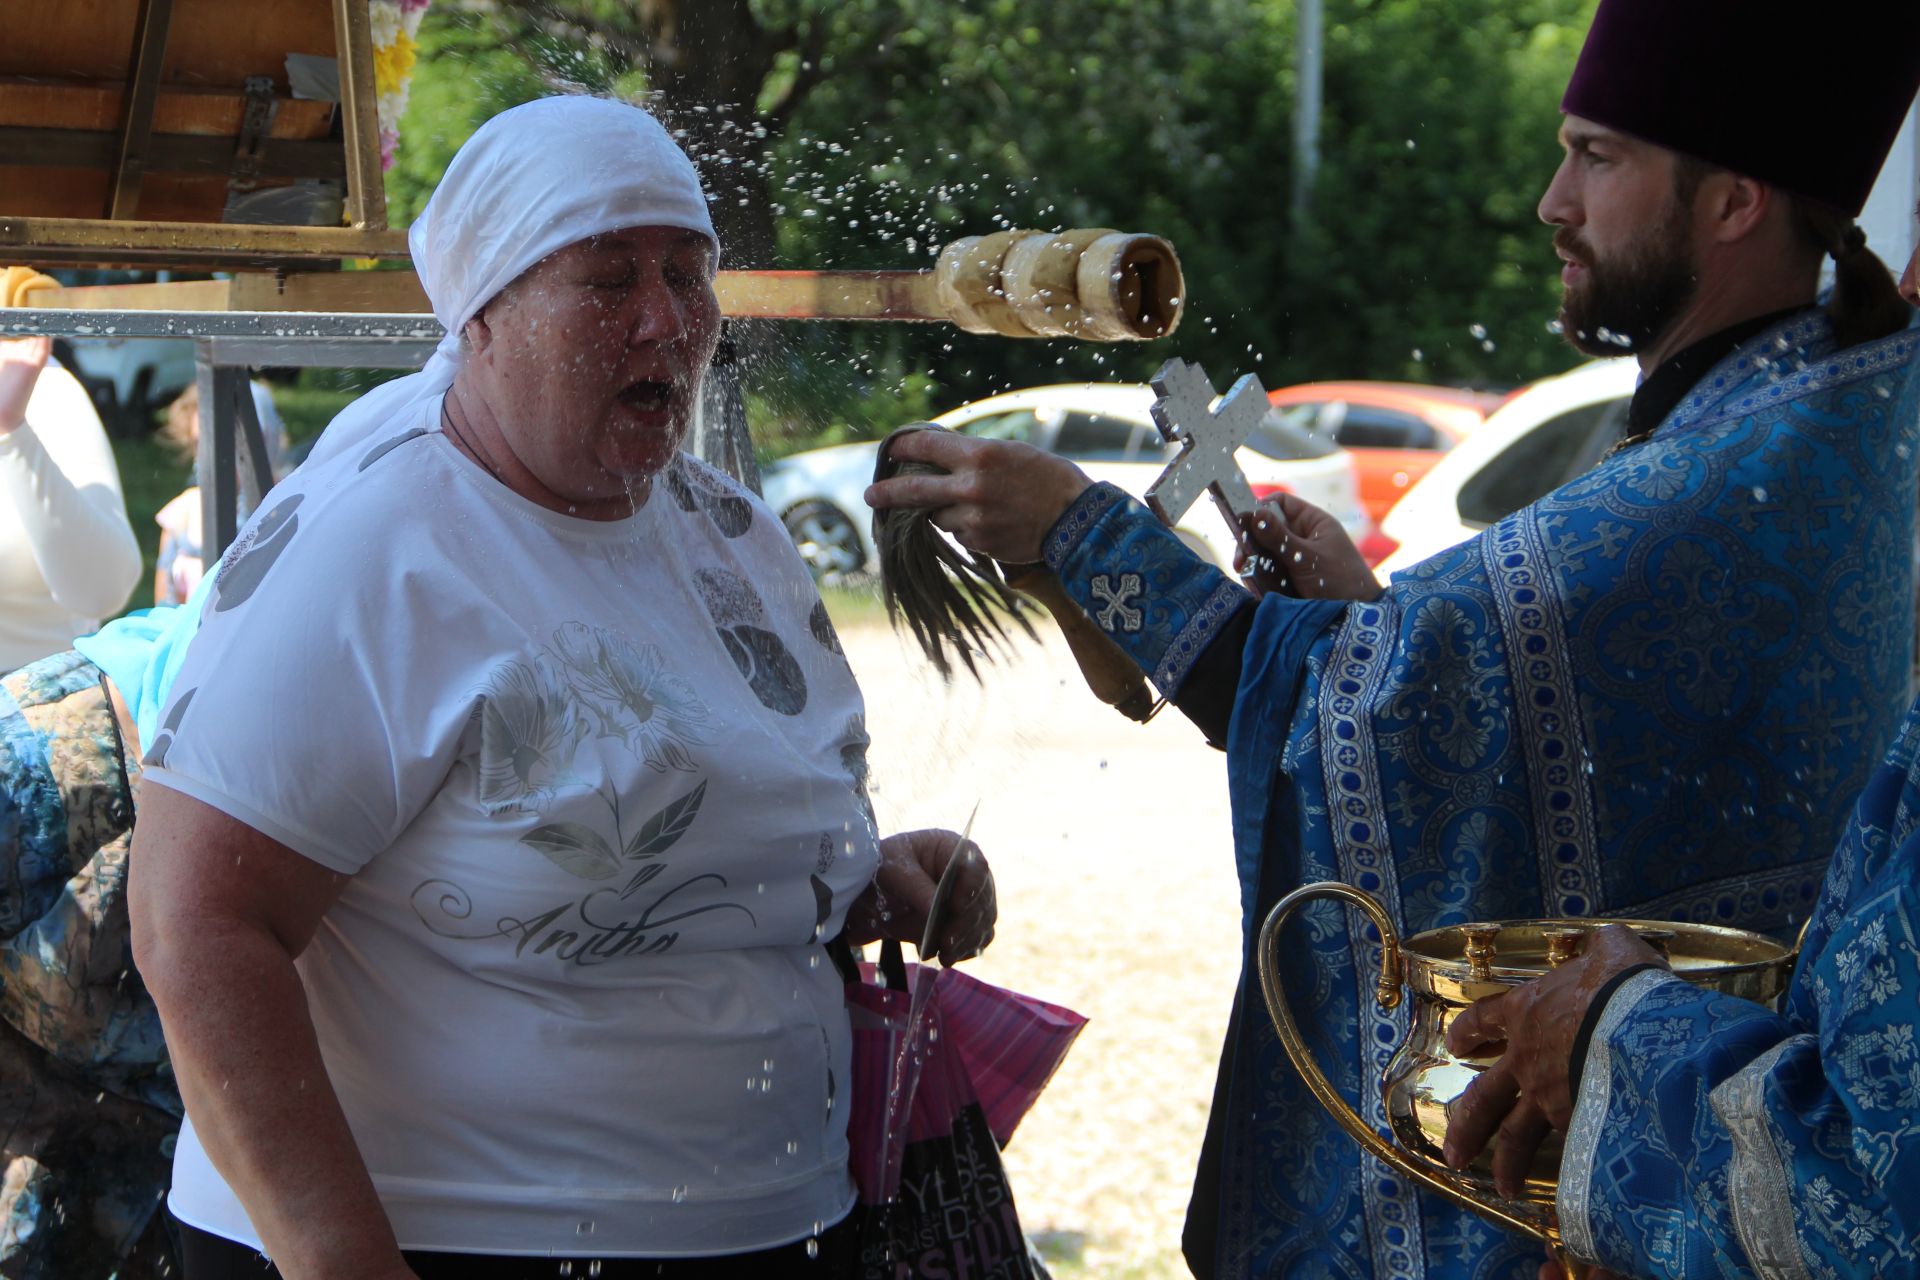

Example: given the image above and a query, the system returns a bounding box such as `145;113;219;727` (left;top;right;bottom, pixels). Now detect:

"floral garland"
369;0;431;170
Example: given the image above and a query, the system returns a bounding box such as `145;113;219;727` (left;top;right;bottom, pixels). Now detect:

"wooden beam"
229;270;428;312
0;215;409;268
332;0;386;232
29;269;951;322
712;270;945;322
108;0;177;219
0;79;338;140
31;279;235;310
1;127;346;181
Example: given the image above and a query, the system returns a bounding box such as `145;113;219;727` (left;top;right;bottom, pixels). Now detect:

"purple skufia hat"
1562;0;1920;217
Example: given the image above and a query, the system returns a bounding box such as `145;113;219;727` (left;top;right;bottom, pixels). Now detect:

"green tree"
386;0;1600;454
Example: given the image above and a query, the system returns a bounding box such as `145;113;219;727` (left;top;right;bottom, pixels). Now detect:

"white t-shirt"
0;360;141;670
145;411;878;1257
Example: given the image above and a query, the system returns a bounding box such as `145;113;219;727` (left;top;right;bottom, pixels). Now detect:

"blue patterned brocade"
1045;482;1252;694
1045;311;1920;1279
1561;695;1920;1278
1209;311;1920;1280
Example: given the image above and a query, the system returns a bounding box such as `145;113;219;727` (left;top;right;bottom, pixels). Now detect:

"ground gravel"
842;617;1243;1279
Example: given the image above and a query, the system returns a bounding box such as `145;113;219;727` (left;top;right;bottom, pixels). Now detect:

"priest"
1438;215;1920;1280
864;3;1920;1276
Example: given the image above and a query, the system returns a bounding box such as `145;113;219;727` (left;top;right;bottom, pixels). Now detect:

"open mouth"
617;378;677;413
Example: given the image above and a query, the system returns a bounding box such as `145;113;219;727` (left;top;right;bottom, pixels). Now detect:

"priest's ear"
1691;168;1776;248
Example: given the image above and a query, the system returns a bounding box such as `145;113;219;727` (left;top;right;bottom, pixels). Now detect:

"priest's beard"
1555;208;1700;357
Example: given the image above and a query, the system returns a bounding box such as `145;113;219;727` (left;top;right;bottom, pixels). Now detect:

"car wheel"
782;500;869;585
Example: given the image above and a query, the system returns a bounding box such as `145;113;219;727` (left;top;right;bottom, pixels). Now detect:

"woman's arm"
0;343;142;617
129;784;417;1280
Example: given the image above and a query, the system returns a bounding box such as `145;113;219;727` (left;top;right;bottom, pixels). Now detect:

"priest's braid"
1793;198;1913;348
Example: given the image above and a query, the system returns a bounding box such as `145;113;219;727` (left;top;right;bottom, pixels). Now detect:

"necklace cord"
439;395;506;482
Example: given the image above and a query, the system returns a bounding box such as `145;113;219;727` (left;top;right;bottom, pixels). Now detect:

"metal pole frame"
1;307;438;560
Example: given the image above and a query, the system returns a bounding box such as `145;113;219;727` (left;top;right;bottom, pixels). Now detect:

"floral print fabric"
0;650;179;1279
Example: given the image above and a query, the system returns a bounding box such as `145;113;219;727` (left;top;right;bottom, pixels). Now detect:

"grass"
110;432;192;615
273;385;359;445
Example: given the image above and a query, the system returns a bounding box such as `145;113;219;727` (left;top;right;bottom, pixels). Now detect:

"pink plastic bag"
838;940;1087;1279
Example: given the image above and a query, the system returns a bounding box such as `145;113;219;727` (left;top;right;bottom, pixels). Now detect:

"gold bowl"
1256;882;1795;1275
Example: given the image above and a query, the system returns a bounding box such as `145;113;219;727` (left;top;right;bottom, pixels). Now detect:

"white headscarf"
304;95;718;466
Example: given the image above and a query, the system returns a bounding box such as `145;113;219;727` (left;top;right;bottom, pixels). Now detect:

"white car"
760;382;1371;583
1373;358;1639;578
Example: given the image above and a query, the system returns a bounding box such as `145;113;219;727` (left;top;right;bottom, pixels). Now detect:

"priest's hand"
0;336;52;436
845;827;997;966
1235;493;1383;602
1440;924;1667;1199
863;428;1092;565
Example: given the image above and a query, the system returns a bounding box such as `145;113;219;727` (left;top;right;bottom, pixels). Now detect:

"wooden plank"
0;81;336;139
110;0;179;218
27;269;955;324
0;127;345;181
31;274;423;314
1;170;285;224
3;0;336;88
31;280;235;310
712;270;945;322
0;2;141;78
230;270;429;313
0;215;409;267
332;0;385;231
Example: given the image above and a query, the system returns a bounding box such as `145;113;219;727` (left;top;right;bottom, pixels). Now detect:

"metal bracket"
230;76;280;194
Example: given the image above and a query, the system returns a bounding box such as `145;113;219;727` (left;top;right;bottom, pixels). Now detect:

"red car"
1266;383;1507;543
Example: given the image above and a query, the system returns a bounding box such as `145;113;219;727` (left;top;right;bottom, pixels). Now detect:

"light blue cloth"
1560;694;1920;1278
1048;309;1920;1279
72;567;215;749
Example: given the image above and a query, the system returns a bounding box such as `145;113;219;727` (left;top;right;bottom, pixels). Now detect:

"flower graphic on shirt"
476;658;586;812
547;622;711;773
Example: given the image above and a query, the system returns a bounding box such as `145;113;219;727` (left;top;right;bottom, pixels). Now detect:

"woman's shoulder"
659;452;792;558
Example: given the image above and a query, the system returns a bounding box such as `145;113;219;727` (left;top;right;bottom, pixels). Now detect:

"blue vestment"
1046;311;1920;1278
1560;693;1920;1278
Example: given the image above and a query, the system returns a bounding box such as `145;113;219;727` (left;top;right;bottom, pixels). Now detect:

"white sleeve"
0;364;141;618
140;489;472;874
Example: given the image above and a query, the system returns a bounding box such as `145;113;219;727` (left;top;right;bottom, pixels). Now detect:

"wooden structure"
1;0;400;268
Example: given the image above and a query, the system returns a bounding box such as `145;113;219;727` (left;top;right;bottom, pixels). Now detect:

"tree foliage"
390;0;1600;454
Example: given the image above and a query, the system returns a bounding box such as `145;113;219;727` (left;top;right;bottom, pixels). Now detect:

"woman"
129;96;995;1280
0;330;142;672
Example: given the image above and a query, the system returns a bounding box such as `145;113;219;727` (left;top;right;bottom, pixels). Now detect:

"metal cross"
1144;358;1266;531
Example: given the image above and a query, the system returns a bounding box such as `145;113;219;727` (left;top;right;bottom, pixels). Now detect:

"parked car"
760;383;1371;584
1267;381;1509;536
1372;358;1638;578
